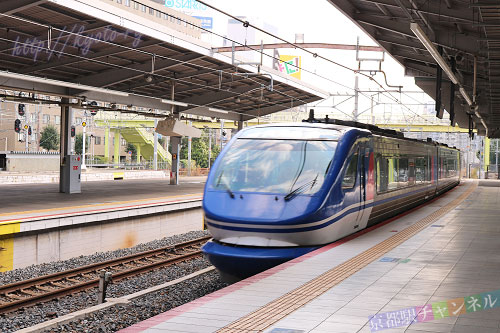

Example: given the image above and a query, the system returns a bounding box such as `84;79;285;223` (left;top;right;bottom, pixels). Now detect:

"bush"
39;125;59;151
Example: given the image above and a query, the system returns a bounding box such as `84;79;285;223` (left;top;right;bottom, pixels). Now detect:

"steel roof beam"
0;21;110;60
470;2;500;8
240;95;321;121
403;61;437;77
355;13;480;54
358;0;475;23
18;39;160;75
394;51;437;65
0;0;46;15
74;53;206;88
177;83;264;107
119;66;234;93
375;3;391;16
377;35;427;52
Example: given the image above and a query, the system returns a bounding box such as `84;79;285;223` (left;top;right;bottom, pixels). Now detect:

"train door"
408;158;415;186
356;144;373;230
342;147;362;233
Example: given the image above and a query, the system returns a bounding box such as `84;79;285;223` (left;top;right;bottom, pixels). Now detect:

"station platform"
0;177;205;271
120;180;500;333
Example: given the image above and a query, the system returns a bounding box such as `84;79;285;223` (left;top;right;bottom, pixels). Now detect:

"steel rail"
0;236;211;314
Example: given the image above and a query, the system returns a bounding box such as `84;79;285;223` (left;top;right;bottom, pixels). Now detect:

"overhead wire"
0;2;430;123
0;6;361;102
193;0;435;123
0;37;293;120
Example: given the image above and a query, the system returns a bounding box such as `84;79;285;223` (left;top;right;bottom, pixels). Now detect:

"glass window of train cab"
342;150;358;189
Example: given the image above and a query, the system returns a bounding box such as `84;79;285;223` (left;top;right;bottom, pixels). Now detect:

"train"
201;113;461;281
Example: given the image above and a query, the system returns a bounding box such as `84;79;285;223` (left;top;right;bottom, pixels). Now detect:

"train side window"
388;158;398;191
447;158;456;177
398;158;409;187
376;156;389;193
415;157;427;184
342;151;358;189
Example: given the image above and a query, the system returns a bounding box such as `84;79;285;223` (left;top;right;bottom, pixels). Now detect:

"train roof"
298;110;459;150
241;118;458;151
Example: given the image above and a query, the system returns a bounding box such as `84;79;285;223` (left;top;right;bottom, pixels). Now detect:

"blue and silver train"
202;115;461;280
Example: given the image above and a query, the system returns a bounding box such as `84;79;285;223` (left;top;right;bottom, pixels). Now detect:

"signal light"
14;119;21;133
28;126;32;136
18;104;25;117
89;101;98;116
71;126;76;137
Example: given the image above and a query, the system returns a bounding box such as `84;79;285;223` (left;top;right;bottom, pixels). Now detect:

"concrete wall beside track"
0;198;202;271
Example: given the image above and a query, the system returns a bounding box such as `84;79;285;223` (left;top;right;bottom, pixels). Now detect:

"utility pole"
25;106;29;152
354;74;359;122
153;118;158;170
370;95;374;125
82;115;87;170
188;121;192;176
220;119;225;150
208;128;212;169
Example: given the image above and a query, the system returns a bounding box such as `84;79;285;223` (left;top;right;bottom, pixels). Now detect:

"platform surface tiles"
120;180;500;333
0;177;205;219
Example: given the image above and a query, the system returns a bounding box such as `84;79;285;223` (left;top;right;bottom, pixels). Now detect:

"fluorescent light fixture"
161;99;188;107
0;70;129;97
410;23;459;85
208;107;229;114
459;87;472;106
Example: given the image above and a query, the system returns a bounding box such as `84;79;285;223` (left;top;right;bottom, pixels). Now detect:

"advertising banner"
278;55;301;79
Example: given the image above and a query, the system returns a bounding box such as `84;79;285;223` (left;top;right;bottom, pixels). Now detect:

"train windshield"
210;139;337;195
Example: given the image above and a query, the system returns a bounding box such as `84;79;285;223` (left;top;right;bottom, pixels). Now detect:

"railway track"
0;236;211;315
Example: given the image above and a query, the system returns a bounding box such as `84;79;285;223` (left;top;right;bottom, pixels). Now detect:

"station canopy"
329;0;500;137
0;0;327;122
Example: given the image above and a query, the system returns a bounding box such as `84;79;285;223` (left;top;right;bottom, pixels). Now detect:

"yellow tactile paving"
0;192;203;219
217;182;477;333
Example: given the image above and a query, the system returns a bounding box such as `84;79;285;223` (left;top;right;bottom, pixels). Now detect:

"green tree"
126;143;137;161
75;134;90;155
210;143;221;166
39;125;59;151
175;129;227;168
192;138;209;168
179;137;209;168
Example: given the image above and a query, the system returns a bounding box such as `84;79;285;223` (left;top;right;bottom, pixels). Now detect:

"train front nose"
203;191;286;221
202;239;319;281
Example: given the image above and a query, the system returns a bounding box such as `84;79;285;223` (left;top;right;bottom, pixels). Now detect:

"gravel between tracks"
43;271;226;333
0;230;229;332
